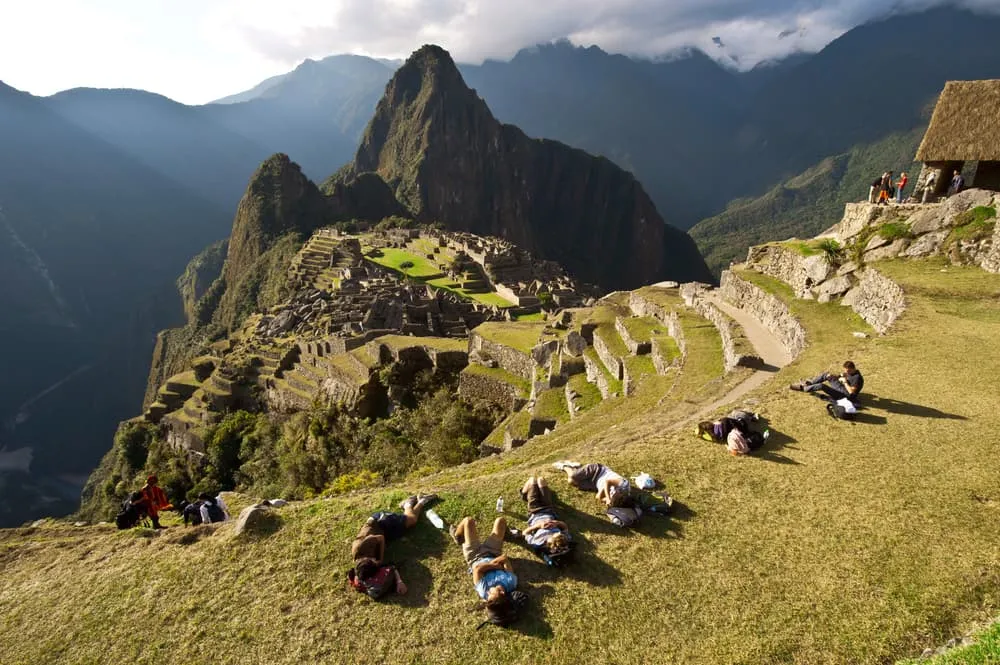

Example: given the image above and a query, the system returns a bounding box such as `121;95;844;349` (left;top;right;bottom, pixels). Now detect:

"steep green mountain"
331;45;712;290
0;82;230;526
691;128;925;274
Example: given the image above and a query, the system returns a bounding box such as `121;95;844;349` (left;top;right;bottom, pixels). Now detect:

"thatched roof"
917;80;1000;162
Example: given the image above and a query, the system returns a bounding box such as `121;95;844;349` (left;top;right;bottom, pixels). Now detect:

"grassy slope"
3;259;1000;664
690;128;924;275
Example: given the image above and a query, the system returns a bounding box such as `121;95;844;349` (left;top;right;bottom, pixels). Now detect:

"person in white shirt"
552;461;631;506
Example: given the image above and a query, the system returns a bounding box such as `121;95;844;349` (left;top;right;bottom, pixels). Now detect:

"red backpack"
348;565;396;600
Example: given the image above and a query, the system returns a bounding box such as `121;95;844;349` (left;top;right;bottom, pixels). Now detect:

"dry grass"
3;259;1000;665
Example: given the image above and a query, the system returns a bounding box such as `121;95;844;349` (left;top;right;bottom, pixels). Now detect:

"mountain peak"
390;44;468;100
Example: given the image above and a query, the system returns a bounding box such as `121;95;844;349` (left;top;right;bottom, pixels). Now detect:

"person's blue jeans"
802;373;850;400
896;187;905;203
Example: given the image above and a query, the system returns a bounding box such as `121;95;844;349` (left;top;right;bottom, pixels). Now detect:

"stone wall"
583;353;614;399
459;371;526;411
682;292;762;372
744;244;834;299
628;292;687;357
469;332;536;380
592;330;624;380
719;271;807;361
981;222;1000;273
651;338;680;375
614;317;652;355
841;268;906;335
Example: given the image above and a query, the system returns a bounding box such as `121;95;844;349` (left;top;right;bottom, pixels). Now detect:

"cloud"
217;0;1000;70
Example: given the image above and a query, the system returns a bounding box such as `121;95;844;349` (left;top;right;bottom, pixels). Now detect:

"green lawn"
567;373;603;413
473;321;546;354
5;260;1000;665
375;334;468;353
366;247;445;279
533;388;570;423
618;316;666;343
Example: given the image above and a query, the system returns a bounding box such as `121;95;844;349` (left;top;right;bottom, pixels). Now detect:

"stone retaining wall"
688;296;762;372
614;317;652;355
469;332;536;380
841;268;906;335
628;292;687;357
583;353;614;399
719;271;807;361
592;330;624;380
651;338;680;375
745;244;834;299
458;371;526;411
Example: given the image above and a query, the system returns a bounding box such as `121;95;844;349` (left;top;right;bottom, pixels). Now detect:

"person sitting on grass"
790;361;864;402
450;516;524;628
198;492;230;524
510;475;573;565
552;461;631;507
348;493;437;598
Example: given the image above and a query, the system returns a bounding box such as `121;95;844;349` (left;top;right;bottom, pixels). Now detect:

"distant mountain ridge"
332;45;712;289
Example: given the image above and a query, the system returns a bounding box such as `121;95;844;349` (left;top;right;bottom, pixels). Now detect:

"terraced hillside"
7;236;1000;663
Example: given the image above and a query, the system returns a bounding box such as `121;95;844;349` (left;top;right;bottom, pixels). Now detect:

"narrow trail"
670;291;794;427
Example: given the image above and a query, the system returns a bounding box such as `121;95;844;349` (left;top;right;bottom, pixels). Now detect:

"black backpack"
115;501;141;530
531;538;576;567
606;506;641;527
827;402;855;421
204;500;225;523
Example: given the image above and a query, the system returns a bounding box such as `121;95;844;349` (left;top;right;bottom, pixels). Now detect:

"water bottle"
496;496;504;513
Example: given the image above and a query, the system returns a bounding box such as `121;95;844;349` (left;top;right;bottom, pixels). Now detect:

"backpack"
606;506;641;527
727;409;757;432
115;502;141;530
826;402;856;421
349;565;397;600
745;430;766;451
532;538;576;567
204;501;225;523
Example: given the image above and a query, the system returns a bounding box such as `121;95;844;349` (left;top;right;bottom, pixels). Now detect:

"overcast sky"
2;0;997;104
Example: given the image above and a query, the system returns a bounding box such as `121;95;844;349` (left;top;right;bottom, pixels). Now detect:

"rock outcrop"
841;269;906;334
332;44;712;291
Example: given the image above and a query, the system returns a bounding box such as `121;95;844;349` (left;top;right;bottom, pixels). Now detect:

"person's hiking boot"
415;493;438;509
789;382;804;391
399;495;418;511
449;524;463;546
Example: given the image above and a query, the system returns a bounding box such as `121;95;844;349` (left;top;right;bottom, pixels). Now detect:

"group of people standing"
869;169;966;205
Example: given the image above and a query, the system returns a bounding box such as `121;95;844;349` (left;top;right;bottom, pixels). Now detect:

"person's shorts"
370;512;408;541
568;463;605;492
523;483;555;515
463;532;503;565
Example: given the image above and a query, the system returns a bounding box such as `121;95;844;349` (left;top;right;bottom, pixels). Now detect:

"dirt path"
673;291;794;426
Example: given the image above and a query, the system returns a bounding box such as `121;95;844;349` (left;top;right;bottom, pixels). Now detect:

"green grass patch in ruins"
583;347;623;396
512;311;546;322
878;220;914;240
533;387;570;423
619;315;667;344
473;321;545;354
376;334;467;353
624;355;657;384
425;277;516;308
366;247;444;279
462;363;531;397
567;373;603;413
653;333;682;366
586;306;631;358
949;206;996;244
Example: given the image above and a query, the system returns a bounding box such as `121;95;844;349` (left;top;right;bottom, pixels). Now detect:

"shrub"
877;221;913;240
816;238;843;261
953;205;997;228
951;206;997;243
114;422;156;472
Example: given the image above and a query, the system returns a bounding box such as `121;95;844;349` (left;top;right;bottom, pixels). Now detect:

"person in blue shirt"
451;515;520;626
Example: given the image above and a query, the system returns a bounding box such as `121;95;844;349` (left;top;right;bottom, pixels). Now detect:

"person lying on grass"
450;516;524;627
552;461;631;507
509;475;574;565
790;360;864;402
348;493;437;597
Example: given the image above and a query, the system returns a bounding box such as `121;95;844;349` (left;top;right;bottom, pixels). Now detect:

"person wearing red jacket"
140;475;173;529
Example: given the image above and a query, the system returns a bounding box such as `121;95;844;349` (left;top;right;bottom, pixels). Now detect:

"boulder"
836;261;860;277
835;203;882;241
531;340;560;366
908;206;948;235
564;331;588;357
864;234;891;252
267;310;297;336
815;275;854;300
903;230;948;258
802;254;833;285
234;504;281;537
943;188;997;222
840;287;860;308
864;238;909;263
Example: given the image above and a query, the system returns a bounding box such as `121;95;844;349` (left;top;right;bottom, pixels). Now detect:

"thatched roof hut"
916;80;1000;195
917;80;1000;162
